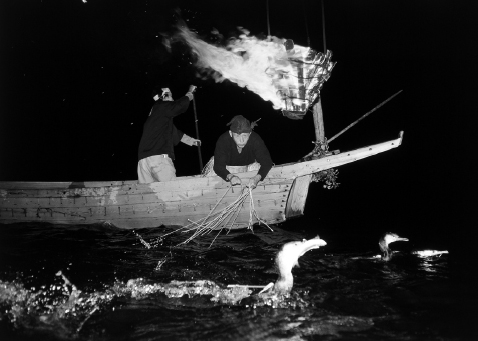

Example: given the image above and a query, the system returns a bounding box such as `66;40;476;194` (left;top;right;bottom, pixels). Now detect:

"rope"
321;0;327;52
176;185;273;247
136;184;275;271
303;0;311;46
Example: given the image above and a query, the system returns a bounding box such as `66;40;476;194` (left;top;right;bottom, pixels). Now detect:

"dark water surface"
0;220;473;340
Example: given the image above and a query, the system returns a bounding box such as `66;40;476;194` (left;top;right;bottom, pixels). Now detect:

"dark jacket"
213;131;273;181
138;96;190;161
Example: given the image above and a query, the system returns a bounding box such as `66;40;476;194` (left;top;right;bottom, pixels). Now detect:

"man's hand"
227;174;241;186
185;85;197;101
248;174;262;189
180;134;201;147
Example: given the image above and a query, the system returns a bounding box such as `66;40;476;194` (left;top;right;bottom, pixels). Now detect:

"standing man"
137;85;200;183
213;115;273;189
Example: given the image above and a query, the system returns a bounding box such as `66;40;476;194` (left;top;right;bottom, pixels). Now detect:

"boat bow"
270;131;403;179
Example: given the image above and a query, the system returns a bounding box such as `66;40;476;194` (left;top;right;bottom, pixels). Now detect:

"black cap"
227;115;261;133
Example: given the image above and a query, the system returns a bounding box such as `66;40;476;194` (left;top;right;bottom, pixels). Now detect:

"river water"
0;218;473;340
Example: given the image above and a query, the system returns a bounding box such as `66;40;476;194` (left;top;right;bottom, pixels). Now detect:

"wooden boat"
0;40;404;231
0;132;402;229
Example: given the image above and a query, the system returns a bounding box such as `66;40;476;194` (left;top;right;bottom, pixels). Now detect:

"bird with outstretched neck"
379;232;409;261
258;236;327;294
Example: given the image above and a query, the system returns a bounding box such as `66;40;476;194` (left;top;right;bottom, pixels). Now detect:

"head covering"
227;115;260;134
152;85;172;101
160;88;172;98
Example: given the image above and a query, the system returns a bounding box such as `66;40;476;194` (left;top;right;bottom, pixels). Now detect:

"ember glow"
176;27;335;117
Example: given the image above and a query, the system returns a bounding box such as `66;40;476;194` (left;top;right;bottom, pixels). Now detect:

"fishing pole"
327;90;403;143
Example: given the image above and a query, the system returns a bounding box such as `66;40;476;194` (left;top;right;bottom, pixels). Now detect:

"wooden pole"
192;96;204;171
314;2;326;146
313;97;325;143
327;90;403;143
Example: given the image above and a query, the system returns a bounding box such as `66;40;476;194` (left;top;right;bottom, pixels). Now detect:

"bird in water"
379;232;409;261
258;236;327;294
126;236;328;306
378;232;449;261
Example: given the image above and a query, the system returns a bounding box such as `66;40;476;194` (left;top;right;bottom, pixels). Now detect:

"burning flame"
175;26;335;117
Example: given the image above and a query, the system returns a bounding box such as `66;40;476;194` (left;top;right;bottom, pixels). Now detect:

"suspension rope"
303;0;311;46
321;0;327;52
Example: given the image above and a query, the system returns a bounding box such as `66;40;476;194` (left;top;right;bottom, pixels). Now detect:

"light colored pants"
137;155;176;183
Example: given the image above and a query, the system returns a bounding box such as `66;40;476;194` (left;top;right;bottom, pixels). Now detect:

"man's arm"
180;134;201;146
163;97;191;118
213;134;231;181
163;86;196;118
253;134;273;180
172;126;184;146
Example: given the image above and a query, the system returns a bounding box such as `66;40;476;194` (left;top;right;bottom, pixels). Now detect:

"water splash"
0;224;455;340
0;272;115;338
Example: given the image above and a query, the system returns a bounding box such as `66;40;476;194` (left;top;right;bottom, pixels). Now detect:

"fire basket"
273;42;335;120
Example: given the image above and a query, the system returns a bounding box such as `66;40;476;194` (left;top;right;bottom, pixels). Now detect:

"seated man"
213;115;273;188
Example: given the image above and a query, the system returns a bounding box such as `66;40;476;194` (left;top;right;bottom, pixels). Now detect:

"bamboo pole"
192;95;204;171
327;90;403;143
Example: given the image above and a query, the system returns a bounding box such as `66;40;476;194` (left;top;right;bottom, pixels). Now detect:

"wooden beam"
313;98;325;142
285;174;312;218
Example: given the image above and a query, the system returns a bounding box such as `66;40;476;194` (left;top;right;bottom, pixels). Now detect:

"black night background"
0;0;477;339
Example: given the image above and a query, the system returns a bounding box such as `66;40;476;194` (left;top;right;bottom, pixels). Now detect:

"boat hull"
0;177;293;229
0;133;403;229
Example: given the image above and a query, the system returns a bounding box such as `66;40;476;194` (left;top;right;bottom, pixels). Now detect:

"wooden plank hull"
0;133;403;229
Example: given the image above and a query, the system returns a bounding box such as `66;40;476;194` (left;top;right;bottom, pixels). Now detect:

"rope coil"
153;184;273;250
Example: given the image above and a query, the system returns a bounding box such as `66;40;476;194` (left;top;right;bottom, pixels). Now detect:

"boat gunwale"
0;132;403;191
